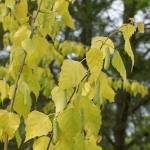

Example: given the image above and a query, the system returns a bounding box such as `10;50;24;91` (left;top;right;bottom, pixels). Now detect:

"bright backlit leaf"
58;59;87;91
112;51;126;81
25;111;52;142
0;80;9;102
86;48;103;82
33;136;50;150
91;36;114;52
57;108;81;141
120;24;136;40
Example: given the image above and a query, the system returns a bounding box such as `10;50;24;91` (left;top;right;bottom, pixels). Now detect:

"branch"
4;1;43;150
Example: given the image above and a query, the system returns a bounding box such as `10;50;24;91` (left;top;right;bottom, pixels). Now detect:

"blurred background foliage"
0;0;150;150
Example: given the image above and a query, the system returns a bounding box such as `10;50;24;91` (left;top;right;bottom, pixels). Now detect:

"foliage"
0;0;147;150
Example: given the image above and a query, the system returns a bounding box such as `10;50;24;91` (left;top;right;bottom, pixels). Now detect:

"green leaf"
51;87;67;113
15;130;22;148
74;133;86;150
13;89;32;119
91;36;114;52
86;48;103;82
137;21;144;33
112;51;126;81
80;97;101;137
125;39;134;70
57;108;81;141
25;110;52;142
0;80;9;102
58;59;87;91
21;38;36;54
27;73;40;99
33;136;50;150
0;111;20;140
120;24;136;40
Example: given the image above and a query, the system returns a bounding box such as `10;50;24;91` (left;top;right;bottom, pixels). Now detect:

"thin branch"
4;1;43;150
46;132;53;150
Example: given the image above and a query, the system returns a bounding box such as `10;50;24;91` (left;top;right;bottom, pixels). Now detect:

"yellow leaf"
33;136;50;150
15;130;22;148
15;0;28;24
13;26;31;45
91;36;114;52
125;39;134;70
58;59;87;91
131;82;140;96
120;24;136;40
0;111;20;140
140;85;148;98
21;38;36;54
86;48;103;82
74;133;86;150
137;21;144;33
112;51;126;81
101;85;115;102
25;110;52;142
5;0;15;9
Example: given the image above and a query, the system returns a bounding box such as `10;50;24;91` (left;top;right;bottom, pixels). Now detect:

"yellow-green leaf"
91;36;114;52
101;85;115;102
137;21;144;33
57;108;81;141
5;0;15;9
120;24;136;40
13;26;31;45
21;38;36;54
58;59;87;91
80;96;101;137
0;111;20;140
51;87;67;113
33;136;50;150
74;133;86;150
15;130;22;148
25;111;52;142
0;80;9;102
112;51;126;81
86;48;103;82
125;39;134;70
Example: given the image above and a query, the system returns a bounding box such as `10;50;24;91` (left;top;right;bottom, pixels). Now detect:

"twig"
4;1;43;150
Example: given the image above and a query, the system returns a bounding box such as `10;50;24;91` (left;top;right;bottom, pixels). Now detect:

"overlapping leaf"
0;110;20;140
137;21;144;33
57;108;81;141
58;59;86;91
25;111;52;142
0;80;9;102
112;51;126;81
86;48;103;82
33;136;50;150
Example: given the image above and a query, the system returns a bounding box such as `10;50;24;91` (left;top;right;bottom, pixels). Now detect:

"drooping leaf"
74;133;86;150
131;81;140;96
125;39;134;70
137;21;144;33
120;24;136;40
101;84;115;102
25;110;52;142
57;108;81;141
58;59;87;91
13;89;32;119
21;38;36;54
33;136;50;150
51;87;67;113
15;130;22;148
0;111;20;140
86;48;103;82
80;96;101;137
112;51;126;81
0;80;9;102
